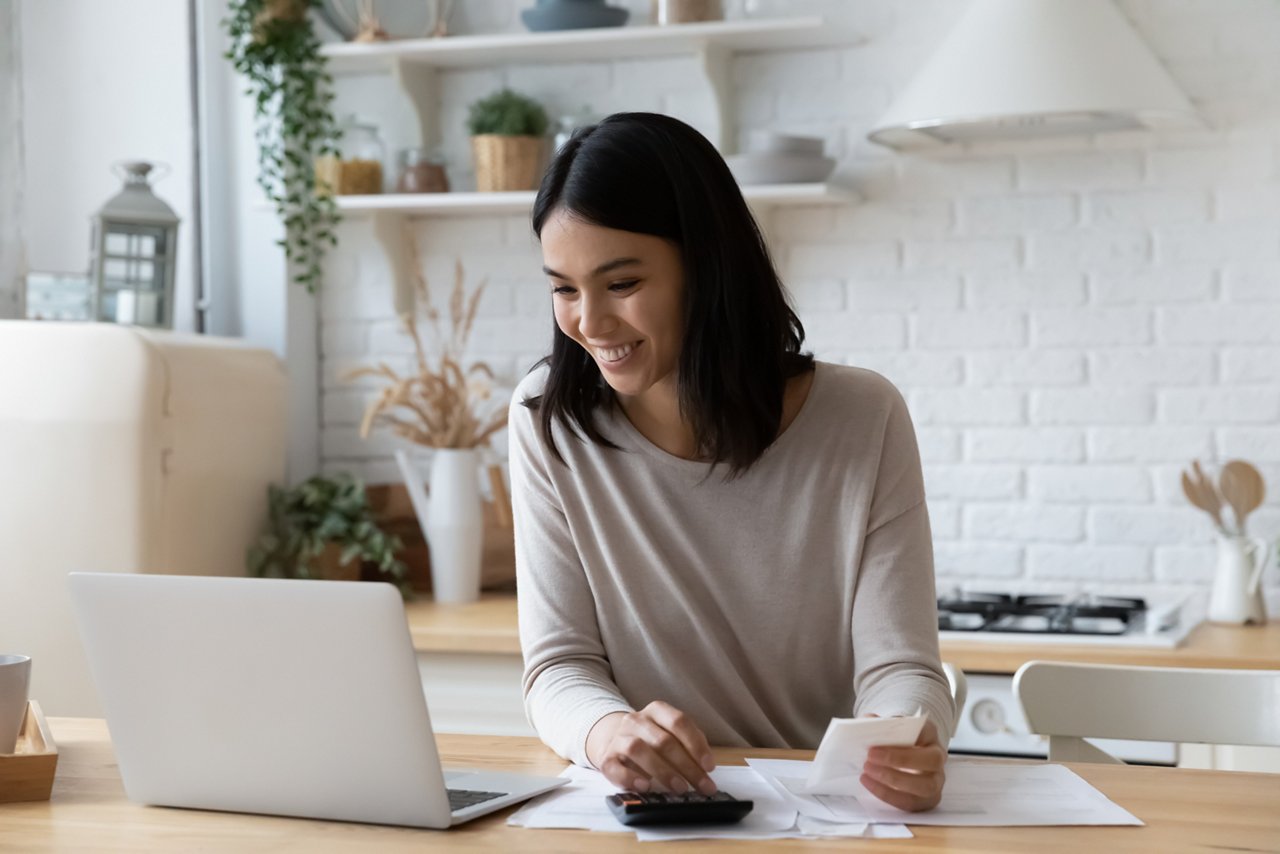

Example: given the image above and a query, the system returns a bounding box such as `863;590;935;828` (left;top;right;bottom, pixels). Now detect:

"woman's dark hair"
525;112;813;477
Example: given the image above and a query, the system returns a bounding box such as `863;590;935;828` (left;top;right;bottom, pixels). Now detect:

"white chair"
942;661;968;726
1014;660;1280;764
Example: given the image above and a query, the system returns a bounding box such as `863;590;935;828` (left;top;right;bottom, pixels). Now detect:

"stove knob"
970;699;1008;735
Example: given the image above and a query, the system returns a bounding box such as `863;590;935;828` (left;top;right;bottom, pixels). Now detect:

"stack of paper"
509;756;1140;842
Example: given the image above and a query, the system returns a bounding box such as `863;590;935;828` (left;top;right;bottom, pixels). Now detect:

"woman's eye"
551;285;575;295
609;280;639;292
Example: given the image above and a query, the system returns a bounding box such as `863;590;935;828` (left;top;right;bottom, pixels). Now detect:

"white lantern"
89;161;180;328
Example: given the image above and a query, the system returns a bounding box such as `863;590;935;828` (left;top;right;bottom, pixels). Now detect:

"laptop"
68;572;566;828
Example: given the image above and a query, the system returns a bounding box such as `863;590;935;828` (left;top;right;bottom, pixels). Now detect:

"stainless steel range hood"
868;0;1200;150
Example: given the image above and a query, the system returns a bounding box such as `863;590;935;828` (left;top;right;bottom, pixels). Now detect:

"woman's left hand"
860;717;946;812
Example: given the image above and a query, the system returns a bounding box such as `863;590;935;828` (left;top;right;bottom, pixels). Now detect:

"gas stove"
937;589;1200;648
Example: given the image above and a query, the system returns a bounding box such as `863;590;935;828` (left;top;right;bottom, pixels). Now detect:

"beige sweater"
509;361;954;768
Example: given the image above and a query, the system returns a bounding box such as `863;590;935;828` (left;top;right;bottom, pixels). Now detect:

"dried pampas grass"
346;232;506;449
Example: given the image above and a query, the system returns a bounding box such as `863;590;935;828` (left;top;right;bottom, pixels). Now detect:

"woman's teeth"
598;342;637;362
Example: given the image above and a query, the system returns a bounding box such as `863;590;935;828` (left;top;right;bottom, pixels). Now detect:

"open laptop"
68;572;566;828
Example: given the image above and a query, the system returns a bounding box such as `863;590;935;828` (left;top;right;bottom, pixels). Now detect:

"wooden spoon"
1187;460;1227;533
1220;460;1266;534
1182;471;1221;532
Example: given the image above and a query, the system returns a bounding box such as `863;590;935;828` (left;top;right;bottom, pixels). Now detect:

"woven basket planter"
471;134;544;192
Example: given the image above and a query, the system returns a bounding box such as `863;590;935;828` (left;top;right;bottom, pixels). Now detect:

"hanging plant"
224;0;342;292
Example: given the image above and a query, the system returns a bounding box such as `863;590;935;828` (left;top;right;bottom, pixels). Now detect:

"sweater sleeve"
849;384;956;746
508;388;634;767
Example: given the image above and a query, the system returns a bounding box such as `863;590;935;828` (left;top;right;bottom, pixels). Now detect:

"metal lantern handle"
110;160;171;187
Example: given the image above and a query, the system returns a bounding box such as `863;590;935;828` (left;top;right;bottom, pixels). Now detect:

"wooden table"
2;718;1277;853
405;593;1280;672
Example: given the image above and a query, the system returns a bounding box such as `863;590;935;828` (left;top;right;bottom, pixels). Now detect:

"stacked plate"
726;132;835;185
522;0;630;31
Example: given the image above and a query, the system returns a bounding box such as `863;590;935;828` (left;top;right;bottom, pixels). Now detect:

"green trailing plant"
248;472;408;594
224;0;342;292
466;88;550;137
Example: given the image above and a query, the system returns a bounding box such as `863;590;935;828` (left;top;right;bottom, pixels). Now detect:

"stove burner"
937;590;1150;636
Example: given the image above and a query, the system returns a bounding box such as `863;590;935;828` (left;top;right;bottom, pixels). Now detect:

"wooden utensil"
1220;460;1266;534
1183;461;1227;534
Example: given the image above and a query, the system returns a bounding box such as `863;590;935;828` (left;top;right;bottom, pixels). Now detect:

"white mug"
0;654;32;753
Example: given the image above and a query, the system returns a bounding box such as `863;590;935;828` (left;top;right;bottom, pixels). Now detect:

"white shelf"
321;17;838;74
331;182;856;217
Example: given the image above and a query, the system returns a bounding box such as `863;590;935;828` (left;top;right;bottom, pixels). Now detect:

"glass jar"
394;148;450;193
653;0;722;24
552;106;600;153
315;116;385;195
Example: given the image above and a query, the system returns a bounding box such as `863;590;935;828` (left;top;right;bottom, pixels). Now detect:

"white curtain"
0;0;25;319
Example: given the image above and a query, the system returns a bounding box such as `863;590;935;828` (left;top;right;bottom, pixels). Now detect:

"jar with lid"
315;116;385;195
394;148;450;193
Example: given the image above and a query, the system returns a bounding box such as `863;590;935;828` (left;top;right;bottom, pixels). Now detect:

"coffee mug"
0;654;32;754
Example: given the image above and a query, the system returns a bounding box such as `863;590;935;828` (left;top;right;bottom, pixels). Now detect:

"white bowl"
745;131;826;156
725;152;836;185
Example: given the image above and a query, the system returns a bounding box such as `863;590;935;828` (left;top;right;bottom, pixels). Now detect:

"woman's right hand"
585;701;717;796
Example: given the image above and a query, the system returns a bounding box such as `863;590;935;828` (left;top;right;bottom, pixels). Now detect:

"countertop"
4;717;1278;852
405;594;1280;673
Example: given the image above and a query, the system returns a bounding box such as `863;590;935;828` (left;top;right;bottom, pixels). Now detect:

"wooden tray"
0;701;58;803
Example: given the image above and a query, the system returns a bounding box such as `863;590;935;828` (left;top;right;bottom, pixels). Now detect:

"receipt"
805;712;926;796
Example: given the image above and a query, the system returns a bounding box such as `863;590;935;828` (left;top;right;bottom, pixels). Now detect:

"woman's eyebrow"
542;257;643;280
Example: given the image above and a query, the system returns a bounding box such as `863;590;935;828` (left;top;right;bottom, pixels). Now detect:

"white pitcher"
1207;535;1270;626
396;448;484;604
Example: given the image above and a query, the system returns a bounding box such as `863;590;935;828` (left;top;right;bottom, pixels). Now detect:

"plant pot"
310;542;362;581
471;134;545;192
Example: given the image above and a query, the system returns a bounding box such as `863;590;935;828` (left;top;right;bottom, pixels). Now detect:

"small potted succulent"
466;87;549;192
248;472;408;593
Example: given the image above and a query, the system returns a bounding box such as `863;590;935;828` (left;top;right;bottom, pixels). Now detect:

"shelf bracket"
371;212;415;316
699;41;735;155
392;59;441;153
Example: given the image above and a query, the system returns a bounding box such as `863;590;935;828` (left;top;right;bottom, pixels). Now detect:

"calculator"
605;790;754;826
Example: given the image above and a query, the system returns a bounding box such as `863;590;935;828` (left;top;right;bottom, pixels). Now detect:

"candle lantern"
89;161;179;328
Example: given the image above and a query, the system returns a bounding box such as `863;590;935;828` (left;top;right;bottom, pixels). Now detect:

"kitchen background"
8;0;1280;608
317;0;1280;605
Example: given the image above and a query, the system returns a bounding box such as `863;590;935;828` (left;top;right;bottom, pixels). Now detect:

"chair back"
1014;660;1280;763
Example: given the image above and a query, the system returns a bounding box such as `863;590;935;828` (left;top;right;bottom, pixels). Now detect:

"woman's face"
540;209;685;404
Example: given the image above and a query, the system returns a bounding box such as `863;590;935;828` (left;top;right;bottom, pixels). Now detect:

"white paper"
506;766;630;832
806;712;926;796
796;817;914;839
750;757;1143;827
859;760;1144;827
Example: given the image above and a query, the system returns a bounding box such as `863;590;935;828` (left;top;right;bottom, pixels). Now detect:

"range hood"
868;0;1200;150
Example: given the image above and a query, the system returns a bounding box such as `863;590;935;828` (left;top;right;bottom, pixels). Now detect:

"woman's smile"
595;340;642;366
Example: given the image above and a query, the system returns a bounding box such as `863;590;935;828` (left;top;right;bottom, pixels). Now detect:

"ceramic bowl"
745;131;826;157
725;152;836;185
521;0;630;31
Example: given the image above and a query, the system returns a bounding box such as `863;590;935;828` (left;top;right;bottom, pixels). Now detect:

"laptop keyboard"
448;788;507;811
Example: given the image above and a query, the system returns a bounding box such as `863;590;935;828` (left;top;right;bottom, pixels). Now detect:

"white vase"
396;448;484;604
1207;535;1269;626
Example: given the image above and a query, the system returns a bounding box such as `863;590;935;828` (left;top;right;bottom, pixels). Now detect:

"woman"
508;112;952;812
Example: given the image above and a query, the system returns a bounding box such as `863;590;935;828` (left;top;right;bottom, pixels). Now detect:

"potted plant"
466;87;550;192
248;472;408;592
346;236;508;602
224;0;342;292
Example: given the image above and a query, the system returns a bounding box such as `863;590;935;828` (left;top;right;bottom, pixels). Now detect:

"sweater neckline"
608;361;828;475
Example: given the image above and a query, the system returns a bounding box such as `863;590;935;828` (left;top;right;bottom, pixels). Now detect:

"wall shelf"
320;17;837;75
333;182;856;217
310;17;861;311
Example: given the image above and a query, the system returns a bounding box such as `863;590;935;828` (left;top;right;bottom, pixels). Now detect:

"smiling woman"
509;112;954;813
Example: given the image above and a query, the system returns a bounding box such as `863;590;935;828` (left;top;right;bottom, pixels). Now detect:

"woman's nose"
577;294;617;339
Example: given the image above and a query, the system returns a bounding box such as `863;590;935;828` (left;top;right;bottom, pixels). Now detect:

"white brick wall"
318;0;1280;604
